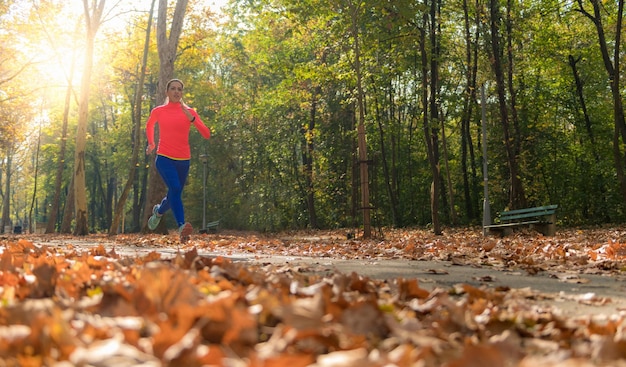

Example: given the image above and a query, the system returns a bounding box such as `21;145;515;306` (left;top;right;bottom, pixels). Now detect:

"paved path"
33;237;626;318
249;254;626;317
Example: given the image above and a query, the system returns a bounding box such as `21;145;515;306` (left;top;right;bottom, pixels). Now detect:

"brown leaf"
446;342;522;367
30;263;57;298
340;300;388;338
427;268;449;275
473;275;495;282
134;264;201;315
481;239;499;252
278;292;325;330
0;250;14;272
97;284;141;317
397;278;430;300
250;353;315;367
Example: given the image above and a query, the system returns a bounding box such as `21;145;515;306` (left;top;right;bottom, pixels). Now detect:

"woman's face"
166;81;184;103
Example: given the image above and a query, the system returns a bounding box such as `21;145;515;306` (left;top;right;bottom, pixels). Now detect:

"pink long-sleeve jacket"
146;102;211;159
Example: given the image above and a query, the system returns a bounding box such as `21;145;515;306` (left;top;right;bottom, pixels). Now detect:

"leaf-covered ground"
2;227;626;366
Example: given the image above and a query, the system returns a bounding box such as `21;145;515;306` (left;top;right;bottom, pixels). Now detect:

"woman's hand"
146;143;156;155
180;100;195;121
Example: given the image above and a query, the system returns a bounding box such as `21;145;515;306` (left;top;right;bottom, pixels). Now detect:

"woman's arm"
182;102;211;139
145;109;158;154
191;110;211;139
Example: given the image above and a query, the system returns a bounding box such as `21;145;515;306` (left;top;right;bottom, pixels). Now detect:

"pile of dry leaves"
1;227;626;366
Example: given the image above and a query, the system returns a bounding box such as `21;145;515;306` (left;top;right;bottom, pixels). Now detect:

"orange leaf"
250;353;315;367
398;278;430;300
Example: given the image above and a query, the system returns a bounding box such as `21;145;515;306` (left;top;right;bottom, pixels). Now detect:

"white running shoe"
148;204;162;230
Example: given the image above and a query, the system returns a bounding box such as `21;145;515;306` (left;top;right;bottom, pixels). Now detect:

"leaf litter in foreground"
2;227;626;366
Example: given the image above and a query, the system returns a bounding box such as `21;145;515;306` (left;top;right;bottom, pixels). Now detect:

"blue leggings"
155;155;190;227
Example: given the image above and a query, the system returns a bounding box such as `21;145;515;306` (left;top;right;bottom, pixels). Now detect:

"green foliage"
2;0;626;233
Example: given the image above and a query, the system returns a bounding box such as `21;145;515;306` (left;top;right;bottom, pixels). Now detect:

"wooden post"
481;84;491;236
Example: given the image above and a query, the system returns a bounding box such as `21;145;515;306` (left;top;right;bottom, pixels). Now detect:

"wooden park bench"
484;204;558;237
200;220;220;234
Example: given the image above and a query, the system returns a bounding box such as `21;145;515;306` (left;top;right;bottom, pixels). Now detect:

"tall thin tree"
346;0;372;238
109;0;157;235
73;0;105;235
142;0;189;232
488;0;526;209
44;21;80;234
419;0;443;235
575;0;626;203
460;0;480;222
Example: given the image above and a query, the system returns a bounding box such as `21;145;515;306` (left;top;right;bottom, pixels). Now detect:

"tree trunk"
613;126;626;202
374;89;400;227
142;0;189;233
1;145;12;233
60;177;74;234
420;0;442;235
73;0;105;236
28;125;42;233
612;0;626;201
348;0;371;238
109;0;156;235
505;0;522;165
569;54;610;218
303;86;319;229
136;152;150;231
350;107;359;228
45;24;79;234
460;0;477;222
489;0;525;209
569;55;600;162
440;119;457;224
460;0;481;223
46;81;73;233
575;0;626;204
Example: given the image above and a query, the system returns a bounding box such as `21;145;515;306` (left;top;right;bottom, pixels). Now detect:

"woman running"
145;79;211;242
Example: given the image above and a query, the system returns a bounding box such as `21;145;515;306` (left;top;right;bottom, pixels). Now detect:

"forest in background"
0;0;624;235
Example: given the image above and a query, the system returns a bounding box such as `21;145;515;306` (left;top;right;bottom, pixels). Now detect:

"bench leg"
544;224;556;236
531;222;556;237
546;214;556;236
485;227;512;237
534;222;556;236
